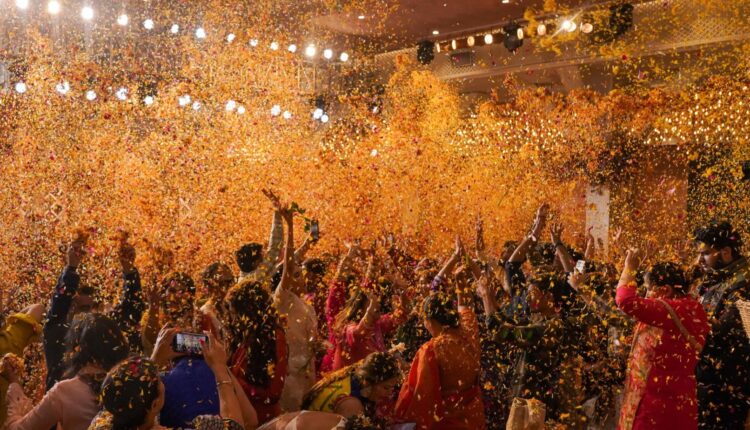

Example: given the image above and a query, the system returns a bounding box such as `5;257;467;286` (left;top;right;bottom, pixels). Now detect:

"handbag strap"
656;298;702;352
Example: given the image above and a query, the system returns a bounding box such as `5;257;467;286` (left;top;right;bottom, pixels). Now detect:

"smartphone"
575;260;587;274
310;220;320;242
172;332;208;355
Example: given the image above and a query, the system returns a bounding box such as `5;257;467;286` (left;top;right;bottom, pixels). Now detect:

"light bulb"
581;23;594;34
47;1;61;15
195;27;206;39
313;108;323;119
15;0;29;10
537;24;547;36
85;90;97;101
320;114;330;123
15;82;27;94
249;39;259;47
117;14;129;26
143;19;154;30
116;87;128;101
517;27;524;39
432;30;439;35
270;41;279;50
270;105;281;116
283;111;292;119
226;33;236;43
144;95;155;106
225;100;237;112
170;24;180;34
323;49;333;59
178;95;191;107
55;81;70;95
358;15;365;20
561;20;573;32
192;101;202;111
288;44;297;53
305;44;316;57
568;21;577;32
81;6;94;21
237;106;246;115
339;52;349;62
467;36;475;47
484;34;494;44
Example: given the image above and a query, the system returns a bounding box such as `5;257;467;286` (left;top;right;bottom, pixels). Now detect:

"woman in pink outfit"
616;250;709;430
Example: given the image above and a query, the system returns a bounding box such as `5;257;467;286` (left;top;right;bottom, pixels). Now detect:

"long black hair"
225;279;280;387
646;262;688;295
422;293;459;328
99;357;161;430
63;313;128;394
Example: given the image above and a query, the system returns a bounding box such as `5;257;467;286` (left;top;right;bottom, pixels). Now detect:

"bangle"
216;380;232;387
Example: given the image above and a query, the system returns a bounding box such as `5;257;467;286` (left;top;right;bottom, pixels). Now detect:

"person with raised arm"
236;189;286;287
616;249;709;430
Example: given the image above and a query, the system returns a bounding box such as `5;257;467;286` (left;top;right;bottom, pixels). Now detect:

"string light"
339;52;349;62
537;24;547;36
15;82;27;94
249;39;259;47
271;105;282;116
170;24;180;34
81;6;94;21
323;49;333;60
15;0;29;10
192;101;202;111
237;106;246;115
195;27;207;39
143;95;155;106
320;114;330;123
47;1;61;15
55;81;70;95
85;90;97;101
305;44;316;58
178;94;191;107
226;33;236;43
116;87;128;101
467;36;475;47
117;14;129;26
270;41;279;50
225;100;237;112
283;111;292;119
313;108;324;120
484;34;494;44
581;23;594;33
143;19;154;30
288;44;297;53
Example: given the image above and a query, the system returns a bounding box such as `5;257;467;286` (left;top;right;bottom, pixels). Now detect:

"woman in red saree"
616;250;709;430
395;246;486;430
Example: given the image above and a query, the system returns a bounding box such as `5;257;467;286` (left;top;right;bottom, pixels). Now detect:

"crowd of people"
0;190;749;430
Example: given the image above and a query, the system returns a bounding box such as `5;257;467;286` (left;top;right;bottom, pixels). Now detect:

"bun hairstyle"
646;262;688;294
422;293;459;328
100;357;161;430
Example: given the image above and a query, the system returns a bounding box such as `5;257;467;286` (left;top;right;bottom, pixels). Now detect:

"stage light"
451;40;457;50
502;0;510;3
116;87;128;101
288;44;297;53
226;33;236;43
432;30;439;35
270;41;279;50
567;21;577;32
467;36;475;47
320;114;329;123
237;106;246;115
313;108;323;120
271;105;281;116
339;52;349;62
283;111;292;119
484;34;494;44
305;44;316;57
85;90;97;101
503;22;523;52
170;24;180;34
561;20;573;32
117;14;129;26
15;0;29;10
537;24;547;36
81;6;94;21
581;23;593;33
143;95;155;106
323;49;333;59
249;39;259;47
47;1;61;15
143;19;154;30
195;27;206;39
517;27;525;39
55;81;70;95
225;100;237;112
358;15;365;20
178;94;191;107
192;101;202;111
15;82;27;94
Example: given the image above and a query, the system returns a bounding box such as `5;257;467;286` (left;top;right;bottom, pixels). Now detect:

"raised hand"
66;239;86;269
531;203;550;237
201;331;228;371
118;241;136;275
550;222;564;245
624;248;642;272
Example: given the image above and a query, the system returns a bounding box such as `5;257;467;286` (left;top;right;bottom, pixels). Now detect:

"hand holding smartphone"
172;332;209;355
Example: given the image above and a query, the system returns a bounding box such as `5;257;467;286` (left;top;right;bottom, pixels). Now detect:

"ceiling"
314;0;591;49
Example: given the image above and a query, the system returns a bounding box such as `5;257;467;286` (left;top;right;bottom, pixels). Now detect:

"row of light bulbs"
10;81;332;123
437;17;594;52
10;0;351;62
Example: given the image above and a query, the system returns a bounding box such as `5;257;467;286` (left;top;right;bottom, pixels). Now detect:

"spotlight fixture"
339;52;349;62
81;6;94;21
358;15;365;20
313;108;323;120
484;33;494;44
144;95;155;106
270;41;279;50
502;22;524;52
561;20;573;32
143;19;155;30
270;105;282;116
47;1;61;15
320;114;330;123
305;44;317;57
467;36;475;47
116;87;128;101
581;23;594;34
249;39;259;47
15;82;27;94
85;90;97;101
432;30;439;35
195;27;207;39
117;14;129;26
323;49;333;59
226;33;236;43
55;81;70;95
537;23;547;36
170;24;180;34
15;0;29;10
416;40;435;64
288;44;297;53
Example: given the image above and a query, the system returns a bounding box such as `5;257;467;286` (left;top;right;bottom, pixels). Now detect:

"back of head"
529;272;575;312
422;293;459;328
100;357;161;430
65;313;128;378
201;262;232;286
529;242;557;268
694;221;742;257
355;352;400;387
302;258;326;277
646;262;688;295
235;242;264;273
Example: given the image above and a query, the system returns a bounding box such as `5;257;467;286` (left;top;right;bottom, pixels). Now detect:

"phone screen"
311;220;320;241
575;260;586;274
172;332;208;355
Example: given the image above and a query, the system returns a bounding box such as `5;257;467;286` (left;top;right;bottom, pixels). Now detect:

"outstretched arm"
550;222;575;273
509;204;549;263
